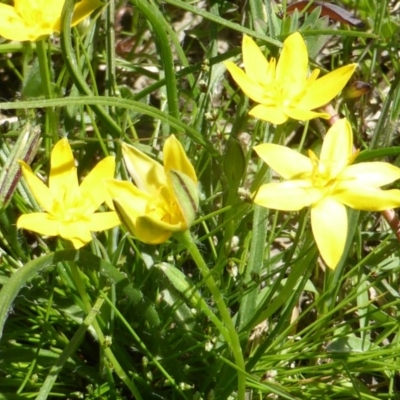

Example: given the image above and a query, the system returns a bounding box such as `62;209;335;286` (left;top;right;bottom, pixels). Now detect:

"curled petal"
135;216;174;244
242;35;272;84
249;104;288;125
254;181;321;211
113;200;178;244
334;186;400;211
163;135;197;184
311;198;348;270
254;144;313;179
320;119;353;178
137;214;186;244
18;161;54;212
106;180;179;242
298;64;357;110
17;213;59;236
106;179;152;216
339;162;400;187
122;142;167;195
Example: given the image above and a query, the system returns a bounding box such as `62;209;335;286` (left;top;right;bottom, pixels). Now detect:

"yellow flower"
224;32;357;125
254;118;400;269
0;0;102;41
106;135;199;244
17;138;120;249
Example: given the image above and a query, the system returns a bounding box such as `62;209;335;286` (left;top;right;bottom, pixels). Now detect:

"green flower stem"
68;262;142;399
35;40;58;143
175;230;246;399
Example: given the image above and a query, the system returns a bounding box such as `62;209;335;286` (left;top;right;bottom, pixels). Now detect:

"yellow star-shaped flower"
254;119;400;269
17;138;120;249
0;0;102;41
225;32;357;125
106;135;199;244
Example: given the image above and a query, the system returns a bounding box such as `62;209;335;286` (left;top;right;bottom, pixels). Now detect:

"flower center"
143;185;183;226
261;79;306;108
308;150;336;192
52;188;92;223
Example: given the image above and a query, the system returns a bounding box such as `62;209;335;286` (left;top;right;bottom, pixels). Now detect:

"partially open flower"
106;135;199;244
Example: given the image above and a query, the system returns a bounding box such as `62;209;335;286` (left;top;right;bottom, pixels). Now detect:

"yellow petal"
298;64;357;110
254;181;321;211
106;179;151;217
87;212;121;231
320;119;353;178
121;142;167;195
80;156;116;211
49;138;79;197
18;161;54;212
334;186;400;211
249;104;288;125
71;0;103;27
163;135;197;183
254;144;313;179
276;32;308;83
242;35;272;84
135;216;174;244
59;221;93;249
68;237;88;249
0;4;36;41
285;107;330;121
224;62;267;104
306;68;320;85
11;1;62;39
138;213;187;242
338;162;400;187
311;198;347;270
112;199;176;244
0;0;101;41
17;213;59;236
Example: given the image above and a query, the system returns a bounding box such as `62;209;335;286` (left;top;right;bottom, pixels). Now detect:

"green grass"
1;0;400;399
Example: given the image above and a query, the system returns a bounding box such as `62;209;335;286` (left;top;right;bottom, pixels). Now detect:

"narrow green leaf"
0;123;41;208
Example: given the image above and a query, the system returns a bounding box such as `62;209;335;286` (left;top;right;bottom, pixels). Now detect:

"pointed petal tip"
311;199;347;271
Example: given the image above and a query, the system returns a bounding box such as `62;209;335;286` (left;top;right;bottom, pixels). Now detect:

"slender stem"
175;231;246;399
69;262;142;399
35;40;58;143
